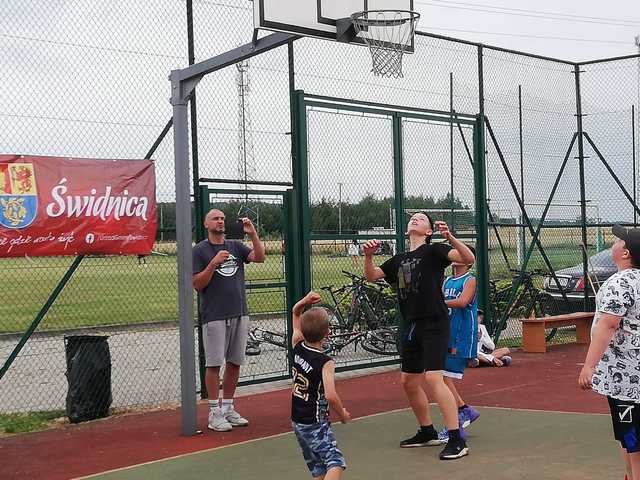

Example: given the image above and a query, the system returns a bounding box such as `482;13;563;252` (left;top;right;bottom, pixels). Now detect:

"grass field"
0;410;65;435
0;237;605;334
0;253;387;333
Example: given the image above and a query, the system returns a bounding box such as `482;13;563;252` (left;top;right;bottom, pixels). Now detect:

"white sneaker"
208;408;232;432
224;407;249;427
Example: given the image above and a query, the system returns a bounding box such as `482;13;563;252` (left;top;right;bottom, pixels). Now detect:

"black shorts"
400;319;449;374
607;396;640;453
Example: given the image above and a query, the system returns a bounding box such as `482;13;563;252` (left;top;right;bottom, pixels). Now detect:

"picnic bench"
521;312;594;353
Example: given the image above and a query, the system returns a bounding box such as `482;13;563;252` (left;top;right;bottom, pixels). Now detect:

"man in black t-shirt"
363;212;475;460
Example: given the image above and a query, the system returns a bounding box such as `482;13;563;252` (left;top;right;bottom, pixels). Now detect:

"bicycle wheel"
261;330;287;349
245;330;262;356
360;328;398;356
316;303;346;332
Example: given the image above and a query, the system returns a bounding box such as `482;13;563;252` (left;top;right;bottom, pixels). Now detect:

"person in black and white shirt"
579;225;640;480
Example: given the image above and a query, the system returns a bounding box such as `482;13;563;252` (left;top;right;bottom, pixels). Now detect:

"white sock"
221;399;234;414
209;399;220;412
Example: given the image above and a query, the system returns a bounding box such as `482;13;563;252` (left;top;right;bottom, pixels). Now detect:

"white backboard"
254;0;415;49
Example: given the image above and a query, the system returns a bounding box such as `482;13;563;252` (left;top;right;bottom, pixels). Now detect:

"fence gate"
291;91;488;371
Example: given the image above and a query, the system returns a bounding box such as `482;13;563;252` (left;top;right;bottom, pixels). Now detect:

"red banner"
0;155;156;257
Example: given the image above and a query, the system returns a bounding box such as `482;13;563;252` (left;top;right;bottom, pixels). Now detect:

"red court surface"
0;343;606;480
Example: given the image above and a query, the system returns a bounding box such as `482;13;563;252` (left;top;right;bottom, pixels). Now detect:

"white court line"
74;407;409;479
74;404;605;479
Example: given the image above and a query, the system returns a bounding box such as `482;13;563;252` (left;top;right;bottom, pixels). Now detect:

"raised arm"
446;277;477;309
362;240;386;282
243;218;266;263
292;291;322;346
435;221;475;265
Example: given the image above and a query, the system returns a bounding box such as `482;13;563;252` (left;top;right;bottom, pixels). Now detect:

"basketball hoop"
351;10;420;79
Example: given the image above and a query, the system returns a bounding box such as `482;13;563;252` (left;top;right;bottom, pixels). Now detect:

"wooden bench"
521;312;594;353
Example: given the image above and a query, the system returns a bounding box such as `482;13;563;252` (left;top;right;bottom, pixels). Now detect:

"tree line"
155;193;473;240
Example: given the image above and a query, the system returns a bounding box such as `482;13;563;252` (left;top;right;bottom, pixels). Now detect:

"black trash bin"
64;335;112;423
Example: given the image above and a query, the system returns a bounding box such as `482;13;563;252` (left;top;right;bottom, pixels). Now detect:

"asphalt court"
83;406;622;480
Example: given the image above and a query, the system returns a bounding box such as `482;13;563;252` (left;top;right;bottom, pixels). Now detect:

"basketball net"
351;10;420;79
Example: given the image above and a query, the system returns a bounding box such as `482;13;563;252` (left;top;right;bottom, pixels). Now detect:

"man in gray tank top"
193;209;265;432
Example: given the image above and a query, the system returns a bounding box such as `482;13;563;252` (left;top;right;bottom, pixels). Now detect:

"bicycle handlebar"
341;270;390;289
341;270;362;279
508;268;545;276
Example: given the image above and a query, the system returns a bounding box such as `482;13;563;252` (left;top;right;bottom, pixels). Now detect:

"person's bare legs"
621;447;633;480
401;372;433;426
444;377;465;408
205;366;221;402
490;348;511;367
323;466;344;480
477;356;494;366
425;371;458;431
222;362;240;398
627;449;640;480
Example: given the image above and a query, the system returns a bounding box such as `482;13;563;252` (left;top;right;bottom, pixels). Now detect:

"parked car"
542;248;617;314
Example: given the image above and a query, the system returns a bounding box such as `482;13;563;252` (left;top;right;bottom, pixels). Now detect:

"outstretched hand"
302;291;322;305
241;218;257;236
362;240;381;256
293;291;322;317
435;221;452;240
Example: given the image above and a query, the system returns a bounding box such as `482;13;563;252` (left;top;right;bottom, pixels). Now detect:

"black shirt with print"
380;242;453;323
291;342;331;424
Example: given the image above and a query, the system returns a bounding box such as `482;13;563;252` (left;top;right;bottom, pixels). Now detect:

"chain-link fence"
2;0;640;417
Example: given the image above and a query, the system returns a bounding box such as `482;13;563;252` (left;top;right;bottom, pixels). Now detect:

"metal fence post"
574;64;590;312
170;74;197;437
292;90;312;293
475;46;491;331
392;114;405;254
517;85;526;269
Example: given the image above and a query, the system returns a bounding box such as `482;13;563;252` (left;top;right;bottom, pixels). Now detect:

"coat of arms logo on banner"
0;163;37;229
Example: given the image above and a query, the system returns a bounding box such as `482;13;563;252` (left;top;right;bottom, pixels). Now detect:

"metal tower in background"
236;59;256;194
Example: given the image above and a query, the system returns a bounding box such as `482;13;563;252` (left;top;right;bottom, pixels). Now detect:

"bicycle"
489;269;560;342
316;271;398;355
246;271;399;356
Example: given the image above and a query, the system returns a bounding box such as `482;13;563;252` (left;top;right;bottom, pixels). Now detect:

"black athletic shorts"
607;396;640;453
400;318;449;374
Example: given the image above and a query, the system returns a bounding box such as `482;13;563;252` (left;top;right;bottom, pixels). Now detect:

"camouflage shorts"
292;420;346;477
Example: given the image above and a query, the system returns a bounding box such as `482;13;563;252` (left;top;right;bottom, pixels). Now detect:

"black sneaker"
439;439;469;460
400;429;447;448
